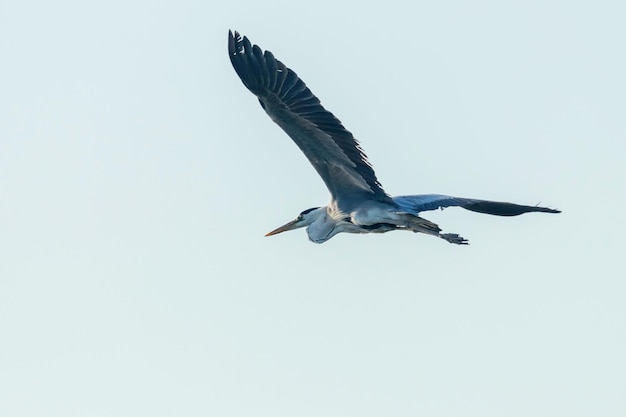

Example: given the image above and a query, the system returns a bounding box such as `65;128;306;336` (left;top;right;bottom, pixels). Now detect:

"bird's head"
265;207;322;237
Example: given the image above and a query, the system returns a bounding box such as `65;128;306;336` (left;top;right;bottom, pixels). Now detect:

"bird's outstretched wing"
228;30;392;211
393;194;561;216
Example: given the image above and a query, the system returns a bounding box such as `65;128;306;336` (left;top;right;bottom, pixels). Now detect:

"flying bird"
228;30;560;244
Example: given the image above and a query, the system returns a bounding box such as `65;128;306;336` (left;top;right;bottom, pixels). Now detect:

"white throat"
305;207;339;244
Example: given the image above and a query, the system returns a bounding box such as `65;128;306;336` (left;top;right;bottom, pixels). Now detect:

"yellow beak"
265;219;300;236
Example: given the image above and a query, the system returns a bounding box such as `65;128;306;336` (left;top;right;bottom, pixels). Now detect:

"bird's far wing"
393;194;561;216
228;30;391;210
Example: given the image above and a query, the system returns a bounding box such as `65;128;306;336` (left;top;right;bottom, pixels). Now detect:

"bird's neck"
306;207;337;244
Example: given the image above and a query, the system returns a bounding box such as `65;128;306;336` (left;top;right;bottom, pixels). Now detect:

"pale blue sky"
1;1;625;416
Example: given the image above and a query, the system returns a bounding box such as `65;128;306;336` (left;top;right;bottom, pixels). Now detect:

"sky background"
1;1;625;416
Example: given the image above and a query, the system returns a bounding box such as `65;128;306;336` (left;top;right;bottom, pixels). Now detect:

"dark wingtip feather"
228;31;266;94
463;201;562;216
228;30;240;56
539;206;561;214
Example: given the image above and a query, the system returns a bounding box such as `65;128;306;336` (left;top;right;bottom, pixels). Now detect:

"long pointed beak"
265;219;299;237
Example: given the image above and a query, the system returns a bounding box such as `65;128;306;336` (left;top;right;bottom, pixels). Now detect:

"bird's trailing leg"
438;233;469;245
400;213;469;245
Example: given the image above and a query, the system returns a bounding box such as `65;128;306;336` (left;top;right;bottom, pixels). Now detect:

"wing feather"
393;194;561;216
228;30;390;209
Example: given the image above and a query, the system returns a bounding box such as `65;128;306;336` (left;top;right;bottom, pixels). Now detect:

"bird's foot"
440;233;469;245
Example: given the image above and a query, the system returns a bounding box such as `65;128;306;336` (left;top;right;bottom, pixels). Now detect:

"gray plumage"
228;30;559;244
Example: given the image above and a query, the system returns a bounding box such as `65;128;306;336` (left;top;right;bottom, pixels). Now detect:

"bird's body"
228;31;559;244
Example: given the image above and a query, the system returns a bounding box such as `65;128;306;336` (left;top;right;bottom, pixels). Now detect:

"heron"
228;30;560;244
